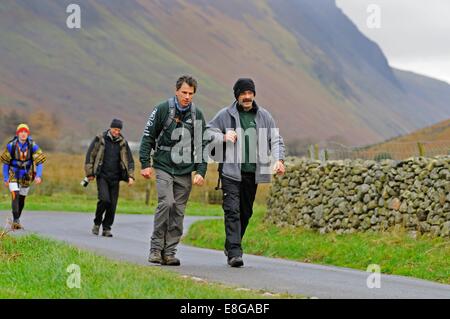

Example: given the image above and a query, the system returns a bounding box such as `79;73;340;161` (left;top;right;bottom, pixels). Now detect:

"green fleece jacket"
139;98;208;177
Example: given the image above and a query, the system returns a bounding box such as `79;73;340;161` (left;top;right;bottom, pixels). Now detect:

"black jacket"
85;130;135;182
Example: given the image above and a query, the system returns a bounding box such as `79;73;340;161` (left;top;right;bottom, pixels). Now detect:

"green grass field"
183;207;450;284
0;233;294;299
0;193;223;216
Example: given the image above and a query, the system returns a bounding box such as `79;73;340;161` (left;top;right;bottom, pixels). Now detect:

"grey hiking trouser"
151;169;192;256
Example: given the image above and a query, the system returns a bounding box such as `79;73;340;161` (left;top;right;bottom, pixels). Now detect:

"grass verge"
183;206;450;284
0;233;294;299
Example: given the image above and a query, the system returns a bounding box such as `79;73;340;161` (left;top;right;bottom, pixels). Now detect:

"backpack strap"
28;138;35;159
156;98;197;152
9;137;33;169
27;139;36;173
7;137;17;157
156;98;176;152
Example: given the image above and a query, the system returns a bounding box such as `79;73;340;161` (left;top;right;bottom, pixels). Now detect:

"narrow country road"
1;211;449;299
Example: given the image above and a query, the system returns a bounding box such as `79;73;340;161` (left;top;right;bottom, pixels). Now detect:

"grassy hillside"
1;0;450;148
362;118;450;159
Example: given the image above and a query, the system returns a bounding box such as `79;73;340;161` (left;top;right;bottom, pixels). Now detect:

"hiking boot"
228;256;244;268
11;221;23;230
92;225;100;236
162;255;181;266
148;250;163;264
102;229;113;237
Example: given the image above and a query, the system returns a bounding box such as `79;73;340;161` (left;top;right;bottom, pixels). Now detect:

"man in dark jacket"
85;119;135;237
140;75;208;266
207;78;286;267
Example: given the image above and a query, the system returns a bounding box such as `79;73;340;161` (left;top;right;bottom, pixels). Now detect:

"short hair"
176;75;198;93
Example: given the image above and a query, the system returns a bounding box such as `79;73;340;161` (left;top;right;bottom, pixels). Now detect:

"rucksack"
9;136;34;169
155;97;197;152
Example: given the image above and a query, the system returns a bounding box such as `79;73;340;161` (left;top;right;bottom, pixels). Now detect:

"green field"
0;233;294;299
183;207;450;284
0;193;223;216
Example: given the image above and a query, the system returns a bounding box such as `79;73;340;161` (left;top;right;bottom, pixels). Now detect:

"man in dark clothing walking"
139;75;208;266
85;119;135;237
207;78;286;267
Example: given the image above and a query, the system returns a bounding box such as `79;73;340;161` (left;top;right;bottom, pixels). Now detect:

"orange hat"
16;123;30;135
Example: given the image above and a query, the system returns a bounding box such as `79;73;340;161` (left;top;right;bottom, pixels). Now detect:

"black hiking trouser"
221;172;258;259
11;191;26;222
94;177;120;230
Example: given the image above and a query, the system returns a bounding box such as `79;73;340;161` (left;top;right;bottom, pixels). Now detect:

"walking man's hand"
273;160;286;176
224;131;238;144
193;174;205;186
4;181;8;188
88;176;95;182
141;167;154;179
128;178;134;187
35;177;42;185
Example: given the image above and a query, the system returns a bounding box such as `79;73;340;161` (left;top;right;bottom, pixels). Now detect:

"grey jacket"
206;101;285;184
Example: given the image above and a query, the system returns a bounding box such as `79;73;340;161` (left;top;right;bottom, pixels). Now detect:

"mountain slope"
1;0;450;146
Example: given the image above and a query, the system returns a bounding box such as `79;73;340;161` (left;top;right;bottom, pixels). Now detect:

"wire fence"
302;140;450;161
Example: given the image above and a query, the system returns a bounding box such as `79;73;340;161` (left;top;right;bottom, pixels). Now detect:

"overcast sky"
335;0;450;84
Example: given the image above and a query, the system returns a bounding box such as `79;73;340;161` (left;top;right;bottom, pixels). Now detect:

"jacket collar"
104;130;123;143
174;96;191;113
13;136;31;147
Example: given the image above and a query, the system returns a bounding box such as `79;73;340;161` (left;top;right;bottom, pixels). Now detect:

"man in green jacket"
139;75;207;266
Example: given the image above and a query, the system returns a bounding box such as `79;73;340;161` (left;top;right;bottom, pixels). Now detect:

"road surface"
1;211;449;299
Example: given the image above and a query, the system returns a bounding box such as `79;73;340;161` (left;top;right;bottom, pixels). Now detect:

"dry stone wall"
267;156;450;238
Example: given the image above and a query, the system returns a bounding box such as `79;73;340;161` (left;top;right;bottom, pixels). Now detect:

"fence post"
314;144;319;160
417;142;425;157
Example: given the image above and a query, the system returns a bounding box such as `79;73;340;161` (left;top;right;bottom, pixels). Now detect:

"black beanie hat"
110;118;123;129
233;78;256;100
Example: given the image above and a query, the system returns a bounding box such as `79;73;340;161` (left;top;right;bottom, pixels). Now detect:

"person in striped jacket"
1;124;46;230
